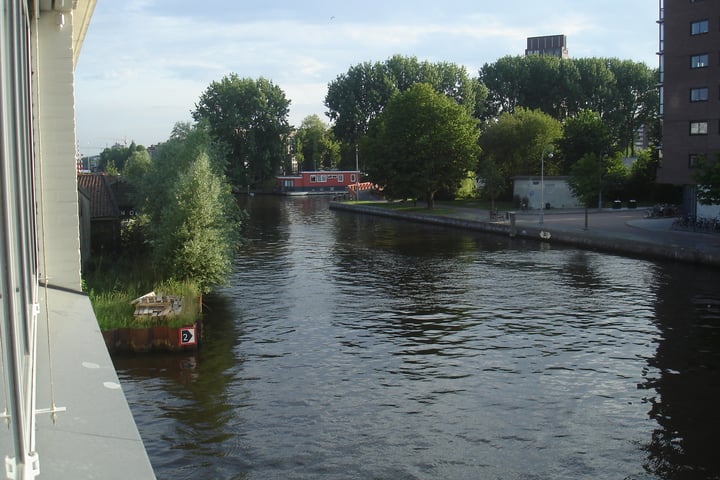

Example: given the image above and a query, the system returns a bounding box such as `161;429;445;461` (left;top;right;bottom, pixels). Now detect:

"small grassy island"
83;123;242;353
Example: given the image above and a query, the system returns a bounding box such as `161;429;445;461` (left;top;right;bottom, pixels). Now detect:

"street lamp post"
355;143;360;201
539;149;553;225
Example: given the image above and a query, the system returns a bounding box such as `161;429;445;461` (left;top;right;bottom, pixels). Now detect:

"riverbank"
329;201;720;268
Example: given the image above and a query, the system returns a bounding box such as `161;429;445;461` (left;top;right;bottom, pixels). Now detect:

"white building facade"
0;2;156;478
512;176;582;210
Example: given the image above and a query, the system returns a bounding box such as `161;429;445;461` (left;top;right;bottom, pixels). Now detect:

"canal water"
113;195;720;480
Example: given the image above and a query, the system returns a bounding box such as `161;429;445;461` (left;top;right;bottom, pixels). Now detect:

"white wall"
513;177;582;209
34;10;82;290
697;203;720;219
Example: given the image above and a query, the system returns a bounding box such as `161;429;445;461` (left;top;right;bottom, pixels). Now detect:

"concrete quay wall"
329;202;720;268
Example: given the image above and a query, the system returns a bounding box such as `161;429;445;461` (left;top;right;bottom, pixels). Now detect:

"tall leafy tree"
556;109;611;172
154;152;239;293
568;153;604;229
478;55;580;120
123;149;152;185
478;55;658;156
138;121;227;227
325;55;480;148
478;107;563;183
294;115;341;171
605;59;658;156
325;61;396;147
477;158;507;212
193;74;292;189
573;57;615;115
362;83;480;209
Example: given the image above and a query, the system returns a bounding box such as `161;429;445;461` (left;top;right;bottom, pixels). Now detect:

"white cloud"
76;0;660;155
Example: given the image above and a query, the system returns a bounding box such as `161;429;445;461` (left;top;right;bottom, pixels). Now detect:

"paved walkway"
448;206;720;267
330;202;720;268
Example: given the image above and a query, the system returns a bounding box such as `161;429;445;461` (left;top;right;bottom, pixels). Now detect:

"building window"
310;175;317;182
691;54;709;68
689;154;702;168
690;121;708;135
690;87;709;101
338;174;343;182
691;19;709;35
350;174;356;182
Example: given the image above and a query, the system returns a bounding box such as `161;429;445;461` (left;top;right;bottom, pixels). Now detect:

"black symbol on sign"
181;329;194;343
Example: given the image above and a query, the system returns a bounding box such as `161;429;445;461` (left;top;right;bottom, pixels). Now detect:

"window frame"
690;19;709;35
690;87;709;102
691;53;709;68
690;121;709;135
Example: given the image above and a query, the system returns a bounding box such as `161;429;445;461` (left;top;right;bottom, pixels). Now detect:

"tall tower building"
657;0;720;211
525;35;568;59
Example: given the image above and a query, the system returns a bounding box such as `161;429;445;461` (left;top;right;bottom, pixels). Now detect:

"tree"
363;83;480;209
98;141;144;173
123;149;152;185
604;59;658;156
478;55;580;120
627;149;659;202
693;154;720;205
556;109;611;172
138;122;227;227
294;115;341;171
604;153;630;202
325;55;479;148
193;74;292;189
478;107;563;185
153;151;240;293
477;158;507;212
568;153;604;229
477;56;658;155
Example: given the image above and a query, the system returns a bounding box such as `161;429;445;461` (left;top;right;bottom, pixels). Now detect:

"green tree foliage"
692;155;720;205
123;149;152;185
604;58;658;156
362;83;480;209
627;149;659;201
477;158;507;211
604;153;630;201
478;56;657;154
98;141;144;173
153;152;239;293
478;55;580;120
568;153;603;228
138;121;227;227
556;109;611;171
193;74;292;189
294;115;341;171
478;107;563;183
325;55;481;147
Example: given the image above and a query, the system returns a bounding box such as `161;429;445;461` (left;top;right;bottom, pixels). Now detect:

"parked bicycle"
672;215;720;233
644;204;679;218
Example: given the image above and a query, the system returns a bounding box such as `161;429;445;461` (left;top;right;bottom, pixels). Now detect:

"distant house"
77;173;137;256
512;176;581;209
276;170;360;194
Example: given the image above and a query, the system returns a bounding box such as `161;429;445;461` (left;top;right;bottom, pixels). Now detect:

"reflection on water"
643;264;720;480
113;195;720;480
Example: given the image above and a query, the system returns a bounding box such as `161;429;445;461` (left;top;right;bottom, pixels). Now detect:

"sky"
75;0;660;157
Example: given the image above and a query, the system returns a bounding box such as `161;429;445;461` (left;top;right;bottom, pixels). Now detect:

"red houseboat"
276;170;360;195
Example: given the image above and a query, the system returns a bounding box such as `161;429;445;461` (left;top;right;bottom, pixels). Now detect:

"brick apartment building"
658;0;720;212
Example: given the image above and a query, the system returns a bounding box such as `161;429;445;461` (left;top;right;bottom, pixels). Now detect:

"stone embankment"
329;202;720;268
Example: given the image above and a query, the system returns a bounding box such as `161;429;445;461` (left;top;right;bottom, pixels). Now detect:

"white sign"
179;327;197;346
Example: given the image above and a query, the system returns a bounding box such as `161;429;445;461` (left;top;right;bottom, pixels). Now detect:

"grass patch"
84;256;201;330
